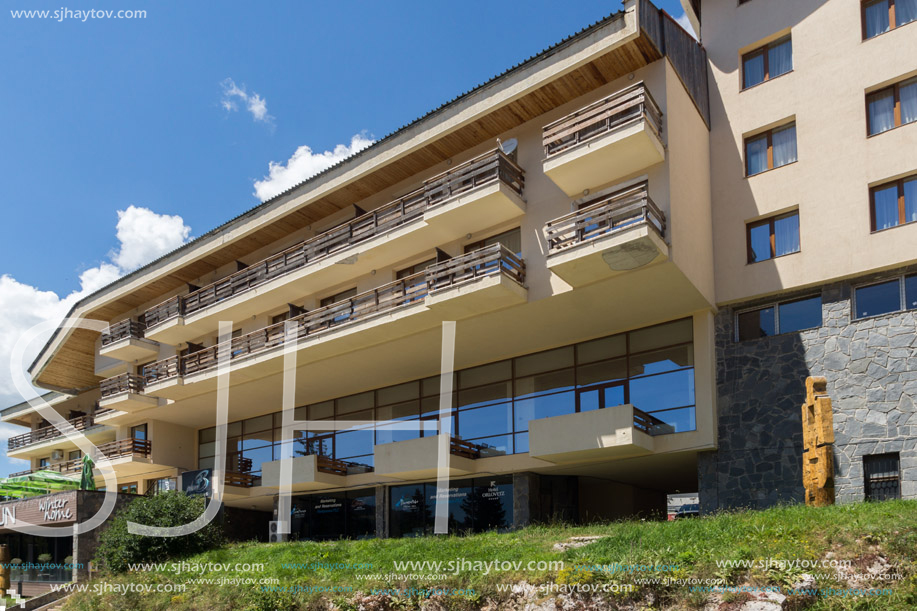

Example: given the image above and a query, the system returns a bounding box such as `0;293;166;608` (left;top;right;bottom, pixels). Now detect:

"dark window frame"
864;452;901;500
870;174;916;231
866;77;917;136
735;294;823;342
744;122;797;176
741;35;792;90
862;0;917;40
746;210;801;263
853;274;917;319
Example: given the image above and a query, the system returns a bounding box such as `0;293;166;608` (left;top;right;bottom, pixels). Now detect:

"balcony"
99;319;159;362
543;82;664;196
374;435;502;479
142;149;526;345
98;373;158;412
10;438;152;477
260;454;373;491
7;414;103;453
543;181;667;287
528;405;673;464
141;244;527;400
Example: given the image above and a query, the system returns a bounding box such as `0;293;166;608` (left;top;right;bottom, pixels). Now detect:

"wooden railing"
144;149;525;329
100;319;146;346
450;438;483;459
224;471;258;488
543;82;663;157
100;373;146;398
142;244;525;385
8;415;96;451
633;407;675;436
544;181;665;253
97;437;152;459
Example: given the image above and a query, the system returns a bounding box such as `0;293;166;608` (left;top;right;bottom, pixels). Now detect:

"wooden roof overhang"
31;2;683;393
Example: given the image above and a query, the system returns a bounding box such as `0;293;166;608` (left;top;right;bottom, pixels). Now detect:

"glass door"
576;381;626;412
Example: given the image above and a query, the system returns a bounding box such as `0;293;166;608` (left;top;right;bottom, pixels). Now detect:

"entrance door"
576;381;626;412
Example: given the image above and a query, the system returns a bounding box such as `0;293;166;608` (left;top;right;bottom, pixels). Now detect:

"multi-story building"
683;0;917;509
5;0;915;550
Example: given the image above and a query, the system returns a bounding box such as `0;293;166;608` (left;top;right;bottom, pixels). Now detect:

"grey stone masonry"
699;275;917;512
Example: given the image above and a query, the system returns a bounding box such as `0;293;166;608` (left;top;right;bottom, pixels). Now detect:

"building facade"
5;0;916;543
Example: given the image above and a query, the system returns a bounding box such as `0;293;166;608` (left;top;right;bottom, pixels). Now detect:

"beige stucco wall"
703;0;917;305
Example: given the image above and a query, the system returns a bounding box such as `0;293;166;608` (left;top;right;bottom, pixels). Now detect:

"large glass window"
742;36;792;90
747;211;800;262
388;477;513;538
736;295;822;341
197;320;697;466
745;123;797;176
854;278;904;318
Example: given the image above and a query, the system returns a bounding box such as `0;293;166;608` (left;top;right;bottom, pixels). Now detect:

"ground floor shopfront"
275;471;665;541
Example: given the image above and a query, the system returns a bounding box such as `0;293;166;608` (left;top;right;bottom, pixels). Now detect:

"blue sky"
0;0;690;470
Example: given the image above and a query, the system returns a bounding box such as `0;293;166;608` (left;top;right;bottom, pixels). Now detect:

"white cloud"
0;207;192;409
673;11;698;40
253;134;375;202
221;78;273;124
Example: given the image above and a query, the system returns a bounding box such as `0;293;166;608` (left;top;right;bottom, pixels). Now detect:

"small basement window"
864;453;901;501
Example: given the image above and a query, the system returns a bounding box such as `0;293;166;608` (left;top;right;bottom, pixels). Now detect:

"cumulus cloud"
0;207;192;409
221;78;273;123
253;134;375;202
673;11;698;40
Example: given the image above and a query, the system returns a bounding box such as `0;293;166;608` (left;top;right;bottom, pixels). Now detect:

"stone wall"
700;275;917;512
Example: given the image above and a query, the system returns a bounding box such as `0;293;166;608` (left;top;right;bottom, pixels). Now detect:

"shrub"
95;492;223;573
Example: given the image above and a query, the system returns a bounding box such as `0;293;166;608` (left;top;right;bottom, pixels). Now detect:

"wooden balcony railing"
100;373;146;398
314;455;373;476
543;82;663;157
224;471;258;488
633;407;675;436
7;415;96;452
96;437;152;459
100;319;146;347
450;438;483;459
143;149;525;329
142;244;525;386
544;181;665;253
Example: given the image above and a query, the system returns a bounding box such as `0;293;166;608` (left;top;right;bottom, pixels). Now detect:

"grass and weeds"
63;500;917;610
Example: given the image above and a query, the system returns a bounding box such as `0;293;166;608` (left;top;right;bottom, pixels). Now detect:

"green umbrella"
80;454;96;491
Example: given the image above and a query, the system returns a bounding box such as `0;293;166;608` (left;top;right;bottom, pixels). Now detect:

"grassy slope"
65;500;917;611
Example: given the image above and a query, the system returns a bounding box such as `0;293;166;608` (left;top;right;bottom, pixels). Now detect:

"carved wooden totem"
801;376;835;506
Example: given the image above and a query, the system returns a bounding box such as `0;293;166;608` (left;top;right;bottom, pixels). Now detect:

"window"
68;450;81;461
320;287;357;308
396;258;436;280
745;123;797;176
742;36;792;89
271;312;289;325
854;274;917;318
119;482;139;495
736;295;822;341
39;457;49;468
864;453;900;500
747;211;800;262
867;77;917;135
130;424;147;440
863;0;917;39
870;175;917;230
465;227;521;255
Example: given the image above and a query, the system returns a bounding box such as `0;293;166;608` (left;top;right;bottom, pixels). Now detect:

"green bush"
95;492;223;574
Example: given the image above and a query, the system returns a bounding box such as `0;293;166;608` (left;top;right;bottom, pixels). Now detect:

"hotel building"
5;0;916;549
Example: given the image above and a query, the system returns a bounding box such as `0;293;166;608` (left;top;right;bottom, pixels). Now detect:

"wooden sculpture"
801;376;835;506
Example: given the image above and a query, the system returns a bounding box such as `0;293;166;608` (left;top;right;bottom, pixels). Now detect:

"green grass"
63;500;917;610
